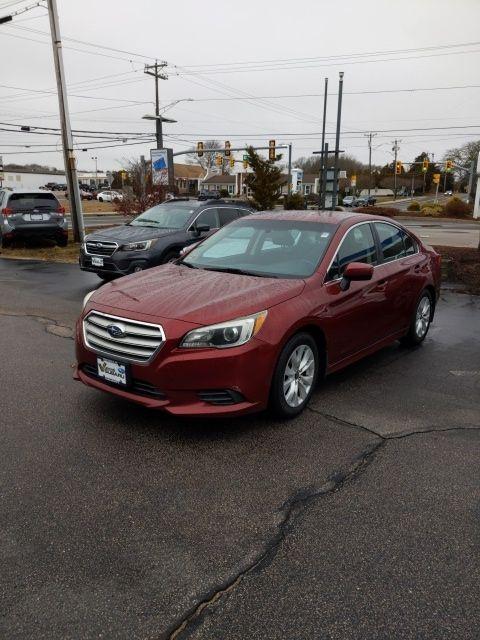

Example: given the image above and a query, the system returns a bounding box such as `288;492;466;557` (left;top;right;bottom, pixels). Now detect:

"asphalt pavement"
0;259;479;639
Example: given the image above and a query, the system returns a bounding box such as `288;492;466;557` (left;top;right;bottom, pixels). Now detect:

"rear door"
373;221;426;332
322;222;391;363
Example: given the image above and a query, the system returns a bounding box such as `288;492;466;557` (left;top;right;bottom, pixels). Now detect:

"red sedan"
74;211;441;418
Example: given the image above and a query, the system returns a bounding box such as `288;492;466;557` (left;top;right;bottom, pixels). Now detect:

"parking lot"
0;257;479;639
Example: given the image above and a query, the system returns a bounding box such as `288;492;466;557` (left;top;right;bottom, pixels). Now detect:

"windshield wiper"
202;266;276;278
177;260;199;269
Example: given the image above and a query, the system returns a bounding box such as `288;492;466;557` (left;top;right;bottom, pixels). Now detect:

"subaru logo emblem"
96;243;103;248
106;323;126;339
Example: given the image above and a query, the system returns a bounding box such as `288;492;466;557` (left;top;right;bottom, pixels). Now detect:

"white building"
0;168;108;190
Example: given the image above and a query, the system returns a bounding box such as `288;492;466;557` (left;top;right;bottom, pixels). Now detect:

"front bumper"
79;249;150;276
74;311;276;416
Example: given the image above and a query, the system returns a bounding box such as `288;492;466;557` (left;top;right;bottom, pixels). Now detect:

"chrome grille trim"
83;311;165;364
85;241;118;257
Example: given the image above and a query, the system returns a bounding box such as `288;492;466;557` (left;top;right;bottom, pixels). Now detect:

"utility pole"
91;156;98;187
47;0;84;242
287;143;292;196
318;77;328;208
392;139;400;200
331;72;344;209
365;132;377;196
144;60;168;149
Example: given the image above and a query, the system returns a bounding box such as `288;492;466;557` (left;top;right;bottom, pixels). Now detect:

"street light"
142;114;177;149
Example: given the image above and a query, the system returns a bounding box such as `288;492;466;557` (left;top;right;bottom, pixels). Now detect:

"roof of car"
248;210;367;225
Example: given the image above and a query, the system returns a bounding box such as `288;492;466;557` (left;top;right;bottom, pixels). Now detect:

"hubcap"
415;296;431;338
283;344;315;408
133;266;143;272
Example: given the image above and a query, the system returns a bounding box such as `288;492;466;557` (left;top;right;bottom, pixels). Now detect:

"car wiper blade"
203;266;277;278
177;260;199;269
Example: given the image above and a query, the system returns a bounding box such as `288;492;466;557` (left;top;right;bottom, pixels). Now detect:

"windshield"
130;202;195;229
182;218;337;278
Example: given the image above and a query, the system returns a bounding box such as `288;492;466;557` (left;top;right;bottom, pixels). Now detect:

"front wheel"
270;332;319;419
400;290;433;347
98;197;103;202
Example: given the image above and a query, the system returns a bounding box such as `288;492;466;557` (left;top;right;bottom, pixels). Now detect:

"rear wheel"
98;197;103;202
161;250;179;264
400;290;433;346
270;332;319;419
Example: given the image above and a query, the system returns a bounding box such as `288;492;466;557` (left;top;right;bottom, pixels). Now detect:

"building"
201;174;236;195
0;166;108;190
174;163;206;195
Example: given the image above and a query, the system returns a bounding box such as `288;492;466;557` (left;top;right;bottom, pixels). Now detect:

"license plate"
91;256;104;267
97;357;128;385
31;214;43;221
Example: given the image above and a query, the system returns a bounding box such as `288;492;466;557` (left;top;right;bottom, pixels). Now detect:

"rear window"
8;193;58;210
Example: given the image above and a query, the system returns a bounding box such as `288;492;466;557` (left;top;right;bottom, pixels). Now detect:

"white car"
96;190;123;203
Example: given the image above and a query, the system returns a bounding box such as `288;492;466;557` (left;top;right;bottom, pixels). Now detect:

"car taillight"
1;207;13;217
56;206;65;214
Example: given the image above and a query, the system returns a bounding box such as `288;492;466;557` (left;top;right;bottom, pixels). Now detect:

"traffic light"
197;141;204;157
395;160;402;175
243;159;248;170
422;158;429;173
445;159;453;172
230;157;235;168
224;141;231;157
269;139;276;161
215;154;222;167
433;173;441;184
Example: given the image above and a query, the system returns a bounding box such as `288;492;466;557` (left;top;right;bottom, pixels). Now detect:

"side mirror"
340;262;374;291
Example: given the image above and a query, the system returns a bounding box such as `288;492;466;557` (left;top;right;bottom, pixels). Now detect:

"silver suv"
0;189;68;247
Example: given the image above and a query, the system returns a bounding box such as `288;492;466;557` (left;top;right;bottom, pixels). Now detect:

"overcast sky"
0;0;479;173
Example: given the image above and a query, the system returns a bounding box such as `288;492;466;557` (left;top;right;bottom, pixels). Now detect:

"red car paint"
74;211;440;416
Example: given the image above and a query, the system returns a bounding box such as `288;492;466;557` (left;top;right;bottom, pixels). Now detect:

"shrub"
353;206;400;217
444;196;472;218
219;189;230;198
407;200;421;212
283;192;305;210
420;206;444;217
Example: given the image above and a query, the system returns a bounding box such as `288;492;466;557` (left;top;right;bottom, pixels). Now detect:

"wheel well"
294;324;327;376
424;285;436;316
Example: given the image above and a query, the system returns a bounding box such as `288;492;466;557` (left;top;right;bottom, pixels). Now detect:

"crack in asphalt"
164;438;384;640
309;407;480;440
0;309;73;340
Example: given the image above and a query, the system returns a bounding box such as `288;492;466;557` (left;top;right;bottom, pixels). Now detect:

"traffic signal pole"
331;72;344;209
47;0;84;242
392;139;399;200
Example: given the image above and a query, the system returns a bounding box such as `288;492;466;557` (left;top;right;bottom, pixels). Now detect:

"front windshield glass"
182;218;337;278
130;202;195;229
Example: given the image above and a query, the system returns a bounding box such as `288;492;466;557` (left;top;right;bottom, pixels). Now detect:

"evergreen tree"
244;146;285;210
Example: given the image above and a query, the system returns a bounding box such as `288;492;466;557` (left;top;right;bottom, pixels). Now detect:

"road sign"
269;139;276;161
243;154;248;161
151;148;173;186
433;173;441;184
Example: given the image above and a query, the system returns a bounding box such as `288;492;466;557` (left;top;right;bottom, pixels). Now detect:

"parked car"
52;183;67;191
65;189;94;201
444;190;453;196
342;196;357;207
0;189;67;247
79;198;253;280
355;195;376;206
75;210;441;418
97;190;123;203
198;189;221;201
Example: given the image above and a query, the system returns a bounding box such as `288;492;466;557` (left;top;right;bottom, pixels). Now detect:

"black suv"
79;198;253;280
0;189;68;247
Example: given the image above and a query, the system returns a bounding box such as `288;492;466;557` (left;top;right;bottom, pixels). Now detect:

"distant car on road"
79;198;253;280
444;190;453;196
355;195;377;207
0;189;68;247
76;210;441;418
97;190;123;203
342;196;357;207
198;189;221;201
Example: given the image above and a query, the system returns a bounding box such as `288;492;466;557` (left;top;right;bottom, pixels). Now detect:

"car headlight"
180;311;267;349
121;239;156;251
82;290;95;310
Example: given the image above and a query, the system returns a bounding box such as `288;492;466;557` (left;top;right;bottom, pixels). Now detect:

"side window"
195;208;219;229
235;208;250;218
402;231;417;256
375;222;406;262
330;224;378;280
218;208;238;226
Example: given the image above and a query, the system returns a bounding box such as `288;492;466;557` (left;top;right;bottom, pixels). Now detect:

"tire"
400;289;434;347
98;197;103;202
161;250;179;264
270;332;319;419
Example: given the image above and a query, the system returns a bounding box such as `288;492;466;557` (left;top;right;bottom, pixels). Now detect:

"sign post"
151;148;174;187
0;155;3;187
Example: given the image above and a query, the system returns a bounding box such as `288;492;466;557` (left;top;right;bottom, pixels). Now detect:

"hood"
86;225;178;243
92;263;305;325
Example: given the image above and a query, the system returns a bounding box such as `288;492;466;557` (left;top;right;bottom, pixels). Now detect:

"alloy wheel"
283;344;315;408
415;296;431;339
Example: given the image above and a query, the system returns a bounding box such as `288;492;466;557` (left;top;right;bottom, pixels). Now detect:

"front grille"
85;241;117;256
197;390;245;406
82;363;166;399
83;311;165;363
